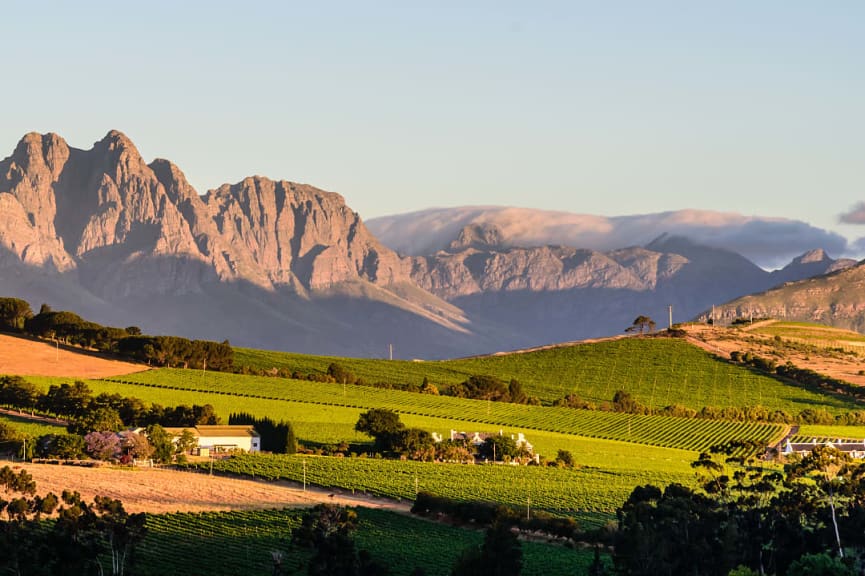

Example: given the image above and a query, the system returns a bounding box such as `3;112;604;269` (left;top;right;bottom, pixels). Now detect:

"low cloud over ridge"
368;207;851;269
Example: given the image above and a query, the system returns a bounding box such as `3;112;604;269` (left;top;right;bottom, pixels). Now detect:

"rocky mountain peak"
792;248;829;265
448;223;504;252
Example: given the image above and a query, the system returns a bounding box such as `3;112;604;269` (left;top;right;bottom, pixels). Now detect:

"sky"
2;1;864;248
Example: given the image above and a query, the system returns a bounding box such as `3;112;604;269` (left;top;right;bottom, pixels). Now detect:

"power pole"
388;344;393;361
303;459;307;491
526;496;531;520
668;304;673;330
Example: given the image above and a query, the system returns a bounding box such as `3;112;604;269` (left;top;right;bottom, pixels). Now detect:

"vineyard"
100;369;785;453
190;453;692;518
234;337;860;413
138;507;598;576
0;412;66;438
797;424;865;440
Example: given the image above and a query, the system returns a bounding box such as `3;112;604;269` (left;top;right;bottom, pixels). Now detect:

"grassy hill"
236;335;863;415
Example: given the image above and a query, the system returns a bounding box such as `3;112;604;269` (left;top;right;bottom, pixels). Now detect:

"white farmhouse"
195;425;261;453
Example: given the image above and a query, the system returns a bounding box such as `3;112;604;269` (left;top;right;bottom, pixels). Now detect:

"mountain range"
0;130;858;358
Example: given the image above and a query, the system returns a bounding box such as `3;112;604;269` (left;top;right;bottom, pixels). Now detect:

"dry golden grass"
0;334;147;378
684;321;865;387
14;462;410;514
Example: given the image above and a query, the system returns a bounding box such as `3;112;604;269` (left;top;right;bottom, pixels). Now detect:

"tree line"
612;441;865;575
0;466;145;576
353;408;538;464
229;412;296;454
0;297;233;369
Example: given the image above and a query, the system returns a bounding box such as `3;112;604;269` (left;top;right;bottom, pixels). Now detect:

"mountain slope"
709;261;865;331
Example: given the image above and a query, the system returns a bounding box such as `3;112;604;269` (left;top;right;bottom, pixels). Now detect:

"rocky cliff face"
0;131;412;297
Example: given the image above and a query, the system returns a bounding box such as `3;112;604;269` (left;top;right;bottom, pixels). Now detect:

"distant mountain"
0;131;856;359
0;131;486;358
367;206;849;269
707;260;865;331
406;223;853;347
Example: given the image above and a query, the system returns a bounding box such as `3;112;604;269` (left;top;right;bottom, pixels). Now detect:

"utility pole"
388;344;393;361
303;459;307;491
414;473;419;495
668;304;673;330
526;496;531;520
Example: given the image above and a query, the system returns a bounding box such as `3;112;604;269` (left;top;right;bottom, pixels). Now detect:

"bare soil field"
684;322;865;387
10;461;410;515
0;334;147;378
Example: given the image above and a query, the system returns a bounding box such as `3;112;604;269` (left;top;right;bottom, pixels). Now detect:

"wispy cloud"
840;203;865;225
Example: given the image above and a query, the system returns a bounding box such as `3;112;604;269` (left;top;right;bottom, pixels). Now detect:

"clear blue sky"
3;1;863;239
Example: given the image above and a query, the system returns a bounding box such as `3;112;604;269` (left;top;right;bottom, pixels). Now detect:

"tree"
787;445;851;559
0;298;33;332
84;431;121;461
328;363;356;385
507;379;526;404
146;424;174;464
120;432;152;462
68;406;124;435
625;315;655;335
290;504;384;576
479;435;518;462
0;376;40;410
786;553;853;576
355;409;404;453
612;390;643;414
0;466;58;575
40;381;93;418
555;449;575;468
36;434;86;459
451;522;522;576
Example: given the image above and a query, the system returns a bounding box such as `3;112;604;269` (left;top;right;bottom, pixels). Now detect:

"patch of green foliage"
0;412;66;438
139;507;597;576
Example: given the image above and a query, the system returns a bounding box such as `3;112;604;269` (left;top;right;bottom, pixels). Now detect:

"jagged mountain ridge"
0;130;856;357
405;223;854;347
0;131;476;357
0;131;413;295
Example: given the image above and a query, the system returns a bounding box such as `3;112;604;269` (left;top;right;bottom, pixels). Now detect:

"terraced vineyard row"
139;507;595;576
235;337;860;413
192;453;692;516
104;369;784;452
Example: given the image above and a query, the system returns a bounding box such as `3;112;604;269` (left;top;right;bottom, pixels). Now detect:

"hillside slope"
708;262;865;333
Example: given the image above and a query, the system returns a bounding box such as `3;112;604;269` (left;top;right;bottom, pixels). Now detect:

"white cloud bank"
367;207;852;270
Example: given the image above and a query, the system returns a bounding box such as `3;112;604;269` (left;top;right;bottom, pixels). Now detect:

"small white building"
195;425;261;453
783;438;865;459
